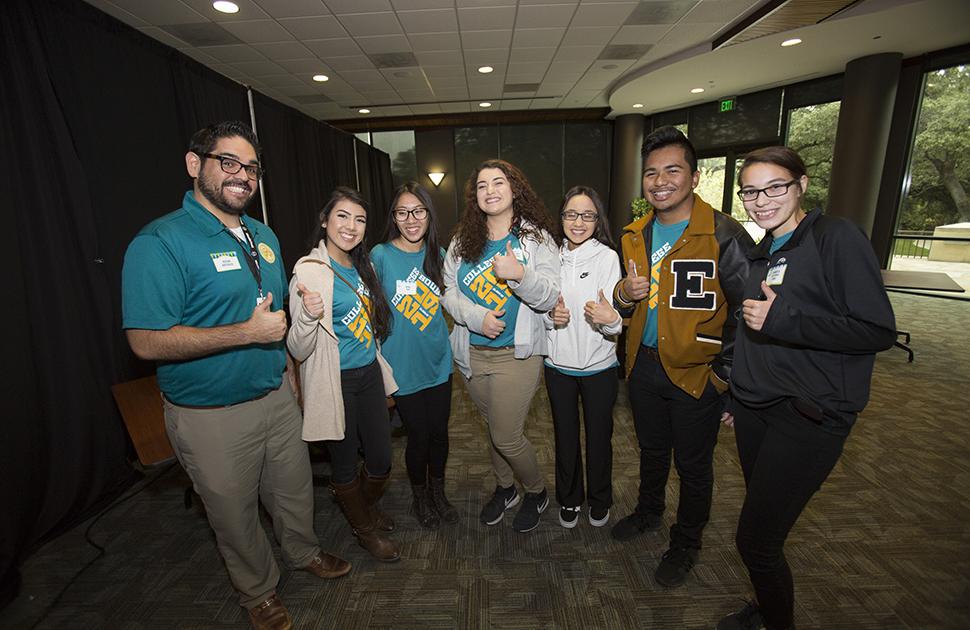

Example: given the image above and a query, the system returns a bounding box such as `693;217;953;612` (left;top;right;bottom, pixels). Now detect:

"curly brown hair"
452;159;555;262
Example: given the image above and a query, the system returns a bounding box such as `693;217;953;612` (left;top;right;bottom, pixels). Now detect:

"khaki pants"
466;348;545;494
164;380;319;609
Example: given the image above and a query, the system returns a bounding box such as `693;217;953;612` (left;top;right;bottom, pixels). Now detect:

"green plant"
631;197;649;220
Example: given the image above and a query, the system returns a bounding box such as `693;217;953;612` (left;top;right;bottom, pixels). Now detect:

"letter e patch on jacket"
669;259;716;310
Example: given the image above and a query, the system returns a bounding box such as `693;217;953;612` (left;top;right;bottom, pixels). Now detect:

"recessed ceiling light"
312;74;329;82
479;102;492;108
358;108;370;114
690;87;705;94
633;103;644;109
212;1;239;14
781;38;802;47
478;66;494;74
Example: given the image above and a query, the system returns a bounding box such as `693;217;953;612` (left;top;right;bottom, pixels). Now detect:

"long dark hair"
310;187;392;341
453;159;555;262
382;182;444;289
556;185;616;249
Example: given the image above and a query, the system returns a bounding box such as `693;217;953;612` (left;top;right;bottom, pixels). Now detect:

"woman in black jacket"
717;146;896;630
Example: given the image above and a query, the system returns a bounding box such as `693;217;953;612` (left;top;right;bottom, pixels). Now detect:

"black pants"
393;376;453;486
733;399;846;630
628;345;723;549
544;365;617;511
327;360;393;484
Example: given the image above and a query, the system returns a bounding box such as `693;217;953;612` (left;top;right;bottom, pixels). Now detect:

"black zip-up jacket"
730;208;896;433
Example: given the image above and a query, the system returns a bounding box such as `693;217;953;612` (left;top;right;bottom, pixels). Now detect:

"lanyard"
225;219;263;299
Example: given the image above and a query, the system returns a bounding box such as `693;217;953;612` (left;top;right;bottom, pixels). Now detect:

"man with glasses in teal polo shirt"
122;121;349;630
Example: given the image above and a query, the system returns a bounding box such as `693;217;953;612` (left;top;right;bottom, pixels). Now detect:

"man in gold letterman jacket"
611;127;754;588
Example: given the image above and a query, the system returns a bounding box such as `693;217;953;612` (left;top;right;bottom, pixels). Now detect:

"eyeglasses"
202;153;264;180
393;206;428;222
561;211;598;223
737;180;798;202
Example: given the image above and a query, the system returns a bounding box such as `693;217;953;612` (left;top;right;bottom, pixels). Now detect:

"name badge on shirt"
512;247;526;264
396;280;418;295
211;252;242;272
765;264;787;286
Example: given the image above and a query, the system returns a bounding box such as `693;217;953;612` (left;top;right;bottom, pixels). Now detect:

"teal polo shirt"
122;191;288;406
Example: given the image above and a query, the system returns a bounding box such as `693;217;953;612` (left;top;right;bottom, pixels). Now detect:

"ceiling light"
632;103;644;109
212;1;239;14
781;38;802;47
478;66;494;74
479;102;492;108
358;108;370;114
312;74;329;82
690;87;705;94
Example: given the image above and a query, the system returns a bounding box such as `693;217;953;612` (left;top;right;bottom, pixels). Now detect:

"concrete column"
827;53;903;237
609;114;645;240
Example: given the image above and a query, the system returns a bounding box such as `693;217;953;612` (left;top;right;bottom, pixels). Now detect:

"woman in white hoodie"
442;159;560;534
545;186;622;529
287;187;400;562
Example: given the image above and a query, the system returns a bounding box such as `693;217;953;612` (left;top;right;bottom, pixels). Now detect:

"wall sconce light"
427;171;446;187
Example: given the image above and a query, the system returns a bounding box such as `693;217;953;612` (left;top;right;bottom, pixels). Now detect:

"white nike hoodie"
545;238;622;373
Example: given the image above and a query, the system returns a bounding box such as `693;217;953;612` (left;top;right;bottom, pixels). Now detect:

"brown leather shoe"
359;468;395;532
332;477;401;562
248;594;292;630
302;553;352;579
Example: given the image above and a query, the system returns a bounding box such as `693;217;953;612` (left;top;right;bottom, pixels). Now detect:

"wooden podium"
111;375;175;465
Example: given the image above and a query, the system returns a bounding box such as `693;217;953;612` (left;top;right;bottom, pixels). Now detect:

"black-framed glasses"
393;206;428;222
202;153;264;180
561;211;598;223
737;180;798;202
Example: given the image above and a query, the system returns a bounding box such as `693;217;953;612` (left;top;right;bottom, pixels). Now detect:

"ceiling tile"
610;25;671;45
372;105;414;116
162;23;241;47
197;44;266;63
509;47;556;63
137;26;191;49
249;0;329;18
428;75;467;88
258;74;310;89
107;0;206;25
83;0;148;27
506;60;551;76
505;72;545;83
512;28;565;48
536;81;573;96
392;0;454;8
229;60;289;77
339;68;387;83
683;0;755;23
397;9;460;34
623;0;699;25
432;87;470;99
251;41;315;60
338;12;402;37
457;0;515;7
462;49;509;66
181;0;271;21
408;32;461;52
554;45;603;62
410;103;443;114
325;0;393;14
545;60;586;79
439;102;471;113
457;6;516;31
357;35;411;54
572;2;637;27
274;57;331;74
421;62;466;75
500;98;532;110
461;29;512;50
532;96;561;108
562;26;618;45
303;37;362;57
220;20;295;43
598;43;651;60
278;16;347;39
515;4;577;28
369;51;421;67
324;55;376;70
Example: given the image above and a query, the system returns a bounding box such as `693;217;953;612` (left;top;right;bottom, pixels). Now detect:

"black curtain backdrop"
356;139;395;247
0;0;392;607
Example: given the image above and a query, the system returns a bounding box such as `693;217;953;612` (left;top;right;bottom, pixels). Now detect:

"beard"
197;169;255;215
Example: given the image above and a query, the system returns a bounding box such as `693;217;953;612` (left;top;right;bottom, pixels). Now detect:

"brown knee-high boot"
359;468;395;532
331;477;400;562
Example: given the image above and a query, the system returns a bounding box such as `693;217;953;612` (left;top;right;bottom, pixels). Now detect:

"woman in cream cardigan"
287;187;400;562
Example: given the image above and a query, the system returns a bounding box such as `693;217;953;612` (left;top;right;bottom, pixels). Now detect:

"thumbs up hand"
492;240;524;281
481;307;507;339
551;294;570;327
623;258;649;301
741;281;777;331
584;288;620;326
246;292;287;343
297;282;324;320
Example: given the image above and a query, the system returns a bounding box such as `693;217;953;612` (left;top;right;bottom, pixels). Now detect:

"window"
785;101;841;212
371;130;416;188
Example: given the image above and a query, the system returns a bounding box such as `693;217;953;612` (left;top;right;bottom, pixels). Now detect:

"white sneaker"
589;506;610;527
559;505;581;528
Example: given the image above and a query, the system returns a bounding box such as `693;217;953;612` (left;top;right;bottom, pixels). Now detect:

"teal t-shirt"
769;230;794;254
371;242;453;395
330;258;377;370
458;234;523;348
642;218;690;348
122;191;288;406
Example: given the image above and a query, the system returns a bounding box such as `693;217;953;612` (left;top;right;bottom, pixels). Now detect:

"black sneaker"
479;485;520;525
512;489;549;533
588;506;610;527
716;601;765;630
654;546;697;587
610;511;661;541
559;505;581;528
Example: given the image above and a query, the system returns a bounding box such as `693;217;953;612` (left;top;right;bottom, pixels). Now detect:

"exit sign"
719;97;736;113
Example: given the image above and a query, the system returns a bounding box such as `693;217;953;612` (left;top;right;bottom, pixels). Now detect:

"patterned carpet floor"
5;292;970;629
